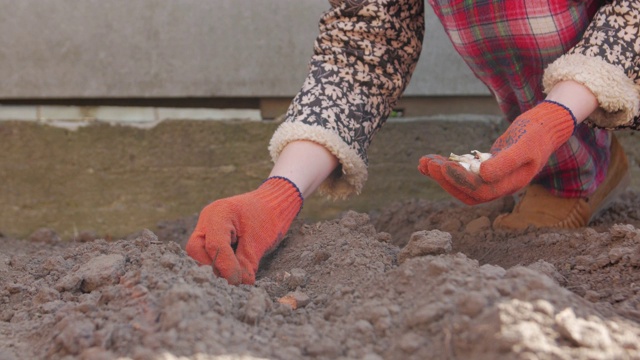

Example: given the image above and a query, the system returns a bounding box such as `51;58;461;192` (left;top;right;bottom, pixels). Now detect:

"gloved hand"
418;100;576;205
186;176;303;285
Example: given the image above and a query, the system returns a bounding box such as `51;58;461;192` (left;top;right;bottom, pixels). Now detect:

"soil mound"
2;191;640;359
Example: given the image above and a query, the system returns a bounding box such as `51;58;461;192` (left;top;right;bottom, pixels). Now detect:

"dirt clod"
28;228;61;244
397;230;452;264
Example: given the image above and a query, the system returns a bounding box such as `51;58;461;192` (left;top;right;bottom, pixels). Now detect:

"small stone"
278;291;311;310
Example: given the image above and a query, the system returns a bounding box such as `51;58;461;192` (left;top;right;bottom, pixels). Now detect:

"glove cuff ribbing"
531;100;577;146
542;100;577;129
258;176;304;218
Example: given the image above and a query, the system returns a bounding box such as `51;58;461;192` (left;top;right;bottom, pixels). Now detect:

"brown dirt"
2;191;640;359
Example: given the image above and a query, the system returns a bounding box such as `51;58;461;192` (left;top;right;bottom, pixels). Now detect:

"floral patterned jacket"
269;0;640;199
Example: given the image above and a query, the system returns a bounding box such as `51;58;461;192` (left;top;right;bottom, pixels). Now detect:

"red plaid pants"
430;0;610;198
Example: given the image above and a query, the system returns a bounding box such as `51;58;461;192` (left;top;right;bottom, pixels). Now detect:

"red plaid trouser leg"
429;0;610;198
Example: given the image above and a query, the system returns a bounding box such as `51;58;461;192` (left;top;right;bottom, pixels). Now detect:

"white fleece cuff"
543;53;640;129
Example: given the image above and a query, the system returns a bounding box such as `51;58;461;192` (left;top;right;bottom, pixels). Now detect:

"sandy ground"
2;190;640;360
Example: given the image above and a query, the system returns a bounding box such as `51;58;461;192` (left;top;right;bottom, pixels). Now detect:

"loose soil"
2;191;640;359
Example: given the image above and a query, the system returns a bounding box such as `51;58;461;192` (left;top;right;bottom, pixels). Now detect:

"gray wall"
0;0;488;99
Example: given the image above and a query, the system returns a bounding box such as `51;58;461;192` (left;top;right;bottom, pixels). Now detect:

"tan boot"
493;135;630;230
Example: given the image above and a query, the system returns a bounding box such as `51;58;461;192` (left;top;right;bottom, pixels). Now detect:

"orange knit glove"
418;101;576;205
186;176;303;285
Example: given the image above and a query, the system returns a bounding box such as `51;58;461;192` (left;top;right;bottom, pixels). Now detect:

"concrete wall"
0;117;504;239
0;0;488;99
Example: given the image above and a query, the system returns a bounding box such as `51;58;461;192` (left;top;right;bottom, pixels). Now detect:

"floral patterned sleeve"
268;0;425;199
543;0;640;130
